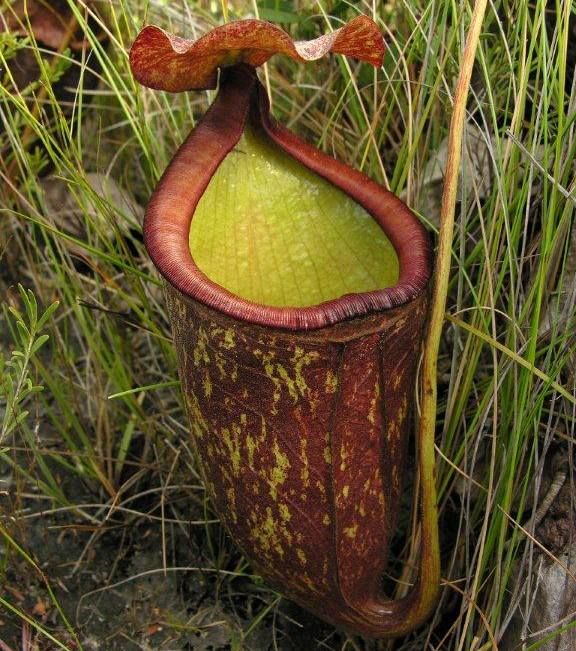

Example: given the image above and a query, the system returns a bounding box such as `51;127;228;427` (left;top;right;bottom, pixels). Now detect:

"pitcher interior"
188;126;400;308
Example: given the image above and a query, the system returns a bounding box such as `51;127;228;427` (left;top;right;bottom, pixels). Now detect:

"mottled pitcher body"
166;285;428;635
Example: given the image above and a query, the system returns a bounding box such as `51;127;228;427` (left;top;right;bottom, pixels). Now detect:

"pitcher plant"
130;15;439;638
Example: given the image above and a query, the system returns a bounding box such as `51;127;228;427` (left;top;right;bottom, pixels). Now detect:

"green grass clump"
0;0;574;649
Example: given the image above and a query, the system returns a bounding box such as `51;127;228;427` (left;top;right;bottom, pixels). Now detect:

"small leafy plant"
1;285;58;445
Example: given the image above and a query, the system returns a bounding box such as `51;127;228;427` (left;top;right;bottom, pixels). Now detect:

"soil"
537;478;576;555
0;472;340;650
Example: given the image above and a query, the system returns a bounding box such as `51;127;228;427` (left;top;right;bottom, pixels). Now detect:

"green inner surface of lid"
189;126;399;308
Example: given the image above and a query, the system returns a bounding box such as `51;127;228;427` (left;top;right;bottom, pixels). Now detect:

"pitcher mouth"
144;65;432;331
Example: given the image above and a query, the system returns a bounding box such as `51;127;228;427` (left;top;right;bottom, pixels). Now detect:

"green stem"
415;0;489;624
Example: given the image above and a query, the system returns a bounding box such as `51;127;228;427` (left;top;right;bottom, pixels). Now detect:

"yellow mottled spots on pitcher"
214;352;227;380
279;503;291;523
257;416;268;444
315;480;326;501
297;548;307;565
367;378;380;424
323;431;332;464
221;415;246;476
202;371;213;398
254;346;318;408
291;347;319;397
340;442;349;472
342;485;350;498
193;327;210;367
325;369;338;394
225;328;237;349
299;437;310;488
262;440;291;500
254;349;281;412
207;324;235;349
309;395;320;416
387;420;400;443
301;573;320;595
344;523;358;539
257;335;278;348
276;365;299;402
186;391;210;441
249;507;285;559
246;434;256;469
393;368;405;390
272;441;290;483
168;293;187;322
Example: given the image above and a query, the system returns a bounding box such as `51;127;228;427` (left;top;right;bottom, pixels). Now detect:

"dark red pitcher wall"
166;285;428;636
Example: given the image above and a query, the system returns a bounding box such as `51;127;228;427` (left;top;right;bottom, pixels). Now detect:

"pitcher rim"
144;65;433;331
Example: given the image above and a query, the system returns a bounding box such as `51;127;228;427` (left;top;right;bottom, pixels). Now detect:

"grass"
1;0;575;649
